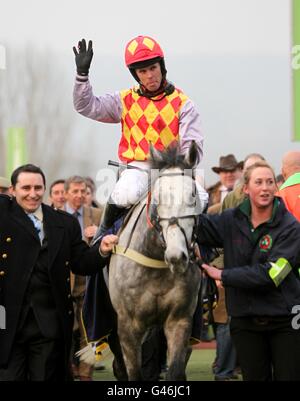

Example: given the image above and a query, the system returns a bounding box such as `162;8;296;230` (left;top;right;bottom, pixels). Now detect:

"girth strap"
112;244;168;269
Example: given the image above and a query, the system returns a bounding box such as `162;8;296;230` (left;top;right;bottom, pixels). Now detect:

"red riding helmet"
125;35;167;84
125;35;164;67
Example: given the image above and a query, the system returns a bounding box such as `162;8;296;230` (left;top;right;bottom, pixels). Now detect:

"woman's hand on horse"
201;263;222;281
99;234;119;256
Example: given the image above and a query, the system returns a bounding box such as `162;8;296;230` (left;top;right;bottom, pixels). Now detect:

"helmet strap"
136;80;175;100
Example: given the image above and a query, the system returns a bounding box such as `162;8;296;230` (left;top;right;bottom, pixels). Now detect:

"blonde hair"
243;161;276;185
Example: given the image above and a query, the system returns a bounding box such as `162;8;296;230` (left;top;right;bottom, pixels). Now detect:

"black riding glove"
73;38;93;76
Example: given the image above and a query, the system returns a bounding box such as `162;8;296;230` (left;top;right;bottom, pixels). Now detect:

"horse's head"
149;141;202;274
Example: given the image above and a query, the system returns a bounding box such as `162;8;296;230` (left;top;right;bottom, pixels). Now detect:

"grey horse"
109;142;202;381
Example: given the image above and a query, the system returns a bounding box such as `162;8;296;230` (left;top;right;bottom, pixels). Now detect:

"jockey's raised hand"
73;38;93;76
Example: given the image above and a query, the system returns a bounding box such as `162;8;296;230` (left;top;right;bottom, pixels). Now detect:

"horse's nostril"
169;253;187;265
181;253;187;262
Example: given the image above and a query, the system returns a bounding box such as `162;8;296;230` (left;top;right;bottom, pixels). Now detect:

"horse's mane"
150;144;196;171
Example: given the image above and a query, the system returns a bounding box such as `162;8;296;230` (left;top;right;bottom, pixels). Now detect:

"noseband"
147;171;199;260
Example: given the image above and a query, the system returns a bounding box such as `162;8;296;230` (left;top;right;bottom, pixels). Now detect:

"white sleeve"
73;77;122;123
179;99;204;162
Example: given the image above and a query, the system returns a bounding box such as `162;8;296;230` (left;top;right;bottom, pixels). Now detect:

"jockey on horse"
73;34;208;242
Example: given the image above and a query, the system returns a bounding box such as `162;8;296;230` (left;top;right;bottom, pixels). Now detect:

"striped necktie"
28;213;44;243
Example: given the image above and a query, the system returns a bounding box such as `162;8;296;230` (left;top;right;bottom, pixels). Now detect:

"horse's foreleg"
118;319;144;381
108;331;128;381
164;318;192;381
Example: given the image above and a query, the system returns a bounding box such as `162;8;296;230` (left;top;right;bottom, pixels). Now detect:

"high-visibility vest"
118;87;188;162
277;172;300;221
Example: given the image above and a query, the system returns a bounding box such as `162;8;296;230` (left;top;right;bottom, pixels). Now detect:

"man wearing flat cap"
207;154;243;207
0;177;11;195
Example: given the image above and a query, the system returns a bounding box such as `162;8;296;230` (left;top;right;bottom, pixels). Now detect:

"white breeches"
110;161;209;209
110;162;150;207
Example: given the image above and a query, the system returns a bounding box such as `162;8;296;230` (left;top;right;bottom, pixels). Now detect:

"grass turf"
93;349;216;381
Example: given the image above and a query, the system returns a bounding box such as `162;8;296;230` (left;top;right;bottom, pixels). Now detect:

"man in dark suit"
63;175;103;380
0;164;108;381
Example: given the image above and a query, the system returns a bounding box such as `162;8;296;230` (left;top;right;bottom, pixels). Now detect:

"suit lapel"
43;205;65;269
11;199;40;243
83;206;92;229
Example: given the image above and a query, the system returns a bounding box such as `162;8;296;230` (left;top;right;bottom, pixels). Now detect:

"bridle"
146;171;200;261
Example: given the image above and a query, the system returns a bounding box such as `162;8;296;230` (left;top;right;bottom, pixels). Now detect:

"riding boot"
91;201;125;245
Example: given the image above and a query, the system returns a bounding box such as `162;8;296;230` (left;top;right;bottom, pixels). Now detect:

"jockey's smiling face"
135;62;162;92
12;172;45;213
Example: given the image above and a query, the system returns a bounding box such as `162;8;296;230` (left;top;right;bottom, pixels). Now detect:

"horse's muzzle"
165;252;189;274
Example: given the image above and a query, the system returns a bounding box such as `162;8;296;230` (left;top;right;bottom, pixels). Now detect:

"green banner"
293;0;300;141
6;127;27;178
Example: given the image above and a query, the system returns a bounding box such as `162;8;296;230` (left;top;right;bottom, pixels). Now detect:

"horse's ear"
184;141;199;168
149;143;163;163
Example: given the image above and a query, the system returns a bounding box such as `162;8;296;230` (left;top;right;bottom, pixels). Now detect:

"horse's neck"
141;217;165;260
118;200;165;261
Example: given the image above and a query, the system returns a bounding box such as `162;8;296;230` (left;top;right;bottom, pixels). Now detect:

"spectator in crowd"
84;177;100;209
207;154;242;207
221;153;265;211
198;161;300;381
0;176;10;195
49;179;66;209
0;164;108;381
277;150;300;221
275;174;284;189
64;176;103;380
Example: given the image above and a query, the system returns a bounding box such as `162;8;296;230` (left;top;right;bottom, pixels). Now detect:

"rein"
114;169;199;268
112;244;168;268
113;197;168;269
